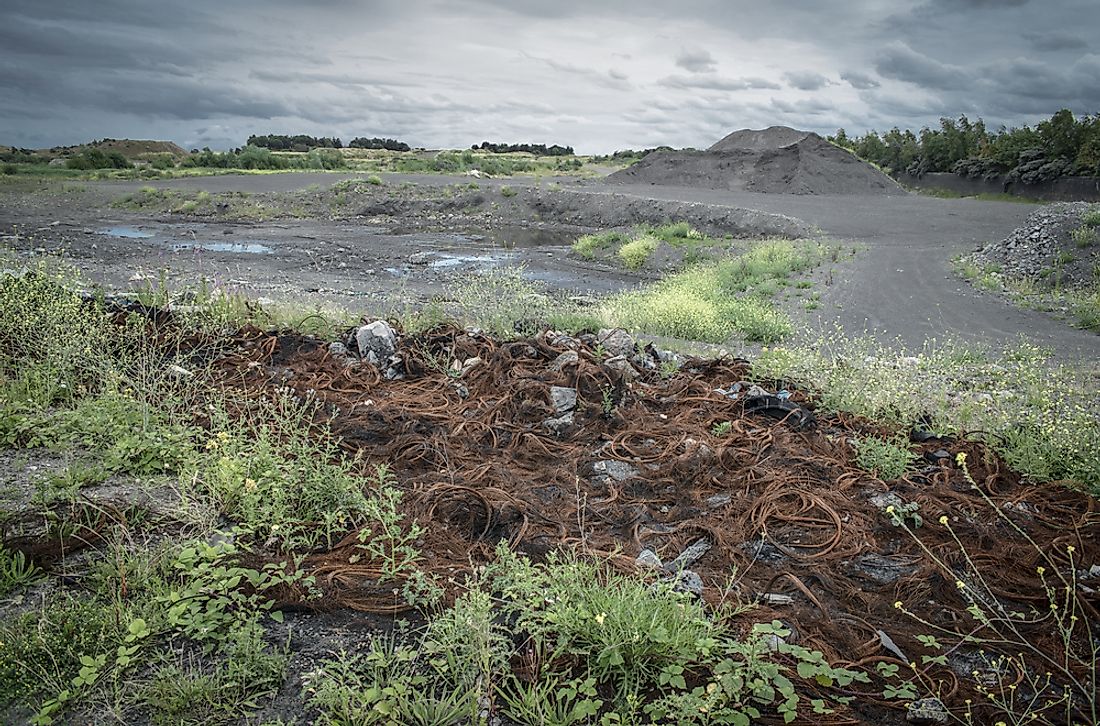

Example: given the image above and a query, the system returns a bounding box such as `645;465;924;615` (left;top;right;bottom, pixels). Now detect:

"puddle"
98;226;154;239
171;241;272;254
461;225;576;249
427;252;511;269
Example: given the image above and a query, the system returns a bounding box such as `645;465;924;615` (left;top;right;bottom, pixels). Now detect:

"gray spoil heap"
607;125;903;196
971;202;1099;287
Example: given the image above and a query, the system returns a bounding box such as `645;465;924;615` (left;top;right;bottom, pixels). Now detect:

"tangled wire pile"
204;323;1099;723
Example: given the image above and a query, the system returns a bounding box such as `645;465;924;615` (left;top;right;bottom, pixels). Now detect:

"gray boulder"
355;320;397;366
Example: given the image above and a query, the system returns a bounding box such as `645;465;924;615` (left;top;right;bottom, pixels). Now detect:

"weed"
753;332;1100;489
711;421;732;437
0;543;42;596
191;393;371;550
854;435;917;480
572;231;628;259
888;456;1099;724
141;628;288;726
616;234;659;269
500;185;517;198
1071;226;1097;248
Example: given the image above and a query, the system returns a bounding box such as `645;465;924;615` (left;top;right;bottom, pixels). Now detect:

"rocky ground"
971;201;1100;287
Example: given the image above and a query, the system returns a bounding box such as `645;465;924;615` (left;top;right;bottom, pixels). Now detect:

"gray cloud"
841;71;880;89
1022;30;1089;51
874;43;967;90
675;49;717;73
784;71;830;91
658;74;781;92
1;0;1097;153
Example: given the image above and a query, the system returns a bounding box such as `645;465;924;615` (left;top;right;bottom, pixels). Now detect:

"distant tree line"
472;141;574;156
589;146;675;164
348;137;411;151
245;134;415;152
246;134;344;151
831;109;1100;183
183;146;345;170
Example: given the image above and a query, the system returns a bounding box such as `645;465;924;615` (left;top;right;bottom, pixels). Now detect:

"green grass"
602;240;824;343
753;332;1100;490
572;230;629;259
616;233;659;269
853;435;918;480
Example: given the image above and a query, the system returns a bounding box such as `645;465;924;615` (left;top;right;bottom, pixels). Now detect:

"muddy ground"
2;171;1099;362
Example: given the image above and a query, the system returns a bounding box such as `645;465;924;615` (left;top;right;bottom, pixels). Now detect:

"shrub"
572;231;628;259
616;234;659;269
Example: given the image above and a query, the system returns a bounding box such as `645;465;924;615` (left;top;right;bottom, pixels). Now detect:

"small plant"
0;544;42;596
711;421;732;437
617;234;659;269
1071;225;1097;248
500;185;517;197
888;455;1099;724
365;174;383;185
853;434;917;480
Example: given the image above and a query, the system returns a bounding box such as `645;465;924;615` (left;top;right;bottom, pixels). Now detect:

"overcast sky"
2;0;1098;153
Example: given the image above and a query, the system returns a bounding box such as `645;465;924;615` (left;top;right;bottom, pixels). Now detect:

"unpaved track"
585;182;1100;361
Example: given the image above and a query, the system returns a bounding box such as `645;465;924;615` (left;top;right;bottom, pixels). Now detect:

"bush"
66;148;132;170
617;234;659;269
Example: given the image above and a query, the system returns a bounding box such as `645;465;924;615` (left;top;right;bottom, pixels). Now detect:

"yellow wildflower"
938;515;949;525
594;612;606;625
955;452;967;466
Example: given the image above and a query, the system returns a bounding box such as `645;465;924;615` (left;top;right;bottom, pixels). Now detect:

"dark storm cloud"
675;49;717;73
874;44;967;90
784;71;830;91
1022;31;1089;52
1;0;1097;152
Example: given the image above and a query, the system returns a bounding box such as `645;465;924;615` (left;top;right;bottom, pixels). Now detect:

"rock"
548;350;579;371
592;459;639;482
705;492;733;509
869;492;904;511
596;328;635;358
328;342;349;358
355;320;397;366
926;449;951;462
408;251;434;265
603;355;637;381
635;549;662;569
549;386;577;414
543;412;573;435
761;593;794;606
167;364;194;379
671;570;704;597
663;538;711;573
459;357;483;376
906;698;949;724
745;384;769;399
842;553;920;585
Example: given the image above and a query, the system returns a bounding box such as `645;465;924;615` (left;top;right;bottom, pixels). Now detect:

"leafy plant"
854;435;917;480
0;543;42;596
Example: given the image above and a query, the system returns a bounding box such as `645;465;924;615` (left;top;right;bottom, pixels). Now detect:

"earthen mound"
608;126;903;196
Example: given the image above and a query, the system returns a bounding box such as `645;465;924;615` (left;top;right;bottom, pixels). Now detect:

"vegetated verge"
1;260;1097;725
955;202;1100;332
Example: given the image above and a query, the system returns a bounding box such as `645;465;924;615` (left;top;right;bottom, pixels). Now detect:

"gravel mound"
607;126;902;196
971;202;1099;287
